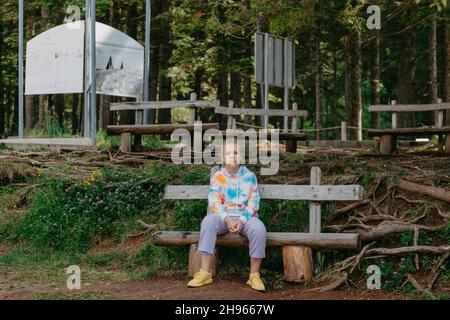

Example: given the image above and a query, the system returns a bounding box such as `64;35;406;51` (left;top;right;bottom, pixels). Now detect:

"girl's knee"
248;219;267;238
201;214;217;229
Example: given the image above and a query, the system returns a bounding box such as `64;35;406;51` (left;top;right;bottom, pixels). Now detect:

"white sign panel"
95;22;144;98
255;32;296;88
25;21;144;98
25;22;85;95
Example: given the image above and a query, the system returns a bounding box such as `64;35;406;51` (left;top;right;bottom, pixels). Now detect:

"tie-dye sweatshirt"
208;166;260;224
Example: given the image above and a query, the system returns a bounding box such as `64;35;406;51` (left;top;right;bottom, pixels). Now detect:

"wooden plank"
309;167;321;234
215;106;308;118
368;127;450;136
369;103;450;113
153;231;359;250
110;99;220;111
164;184;364;201
108;123;219;135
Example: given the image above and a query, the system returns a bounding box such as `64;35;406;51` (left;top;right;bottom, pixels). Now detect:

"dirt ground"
0;273;411;300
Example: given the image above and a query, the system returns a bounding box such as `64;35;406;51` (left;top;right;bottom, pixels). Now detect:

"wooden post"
188;92;197;125
282;246;313;282
227;100;235;129
341;121;347;141
282;167;319;282
391;100;398;129
133;93;143;152
291;102;298;133
378;100;397;155
380;135;395;155
436;98;444;152
444;134;450;154
309;167;321;233
120;132;132;153
284;102;298;153
188;244;218;277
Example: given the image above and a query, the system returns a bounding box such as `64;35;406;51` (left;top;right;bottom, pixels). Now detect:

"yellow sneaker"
246;272;265;292
187;269;213;287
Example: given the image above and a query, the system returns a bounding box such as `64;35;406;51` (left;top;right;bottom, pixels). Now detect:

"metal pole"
90;0;97;145
83;0;90;138
18;0;24;138
263;33;269;129
143;0;151;124
283;38;289;133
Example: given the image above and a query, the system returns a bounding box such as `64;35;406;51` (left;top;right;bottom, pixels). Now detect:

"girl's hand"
224;216;235;231
230;220;243;233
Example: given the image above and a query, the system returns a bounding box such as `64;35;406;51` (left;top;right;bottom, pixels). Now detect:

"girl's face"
223;143;240;167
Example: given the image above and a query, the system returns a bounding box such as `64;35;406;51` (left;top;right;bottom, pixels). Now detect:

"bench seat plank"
153;231;358;250
215;107;308;118
108;123;219;135
111;100;220;111
368;127;450;137
164;184;364;201
369;103;450;112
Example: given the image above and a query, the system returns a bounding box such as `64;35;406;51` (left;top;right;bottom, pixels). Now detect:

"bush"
13;167;160;251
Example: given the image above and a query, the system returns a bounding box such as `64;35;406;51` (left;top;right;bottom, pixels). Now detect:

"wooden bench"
368;100;450;155
153;167;363;282
108;93;220;152
215;102;308;153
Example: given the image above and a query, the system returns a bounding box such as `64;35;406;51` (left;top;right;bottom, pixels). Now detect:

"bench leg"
120;133;132;153
188;244;218;277
444;134;450;154
379;135;396;155
133;134;142;152
282;246;313;282
285;140;297;153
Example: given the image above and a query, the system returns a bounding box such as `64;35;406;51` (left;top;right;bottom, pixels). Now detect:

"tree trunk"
315;6;323;141
54;94;64;129
371;30;381;129
344;35;352;133
397;28;416;127
157;0;172;125
38;95;47;130
0;16;4;137
230;72;241;108
71;94;79;135
429;13;438;104
350;32;362;141
98;94;110;132
25;95;35;132
331;37;338;138
444;20;450;125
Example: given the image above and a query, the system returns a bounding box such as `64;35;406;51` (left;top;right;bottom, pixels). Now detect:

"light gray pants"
197;214;267;259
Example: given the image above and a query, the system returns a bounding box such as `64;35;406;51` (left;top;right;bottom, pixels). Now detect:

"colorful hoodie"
208;166;260;224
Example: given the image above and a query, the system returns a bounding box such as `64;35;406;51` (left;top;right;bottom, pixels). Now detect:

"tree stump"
188;244;218;277
282;246;313;282
120;133;132;152
379;135;396;155
444;134;450;154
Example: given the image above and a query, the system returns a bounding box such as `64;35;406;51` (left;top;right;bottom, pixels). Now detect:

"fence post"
291;102;298;133
436;98;444;152
188;92;197;125
391;100;398;129
227;100;235;129
341;121;347;141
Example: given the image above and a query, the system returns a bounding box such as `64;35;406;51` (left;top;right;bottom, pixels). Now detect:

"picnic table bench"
215;102;308;153
153;167;363;282
107;93;220;152
368;100;450;155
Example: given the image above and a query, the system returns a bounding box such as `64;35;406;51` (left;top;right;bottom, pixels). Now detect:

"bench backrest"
164;167;364;234
369;100;449;129
165;184;363;201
